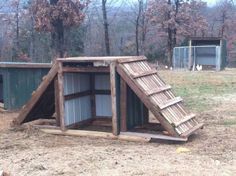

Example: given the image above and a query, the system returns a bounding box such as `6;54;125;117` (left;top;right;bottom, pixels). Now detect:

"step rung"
159;97;183;110
180;123;204;137
146;85;171;96
173;113;196;127
131;70;157;79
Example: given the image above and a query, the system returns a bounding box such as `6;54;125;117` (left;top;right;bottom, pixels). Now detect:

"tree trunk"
167;0;173;66
135;0;142;56
167;28;173;66
102;0;110;56
50;0;65;58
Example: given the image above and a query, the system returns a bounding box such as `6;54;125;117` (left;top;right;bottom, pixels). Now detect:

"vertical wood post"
54;76;60;126
110;62;118;135
58;61;66;131
90;73;96;118
188;39;192;70
120;78;127;132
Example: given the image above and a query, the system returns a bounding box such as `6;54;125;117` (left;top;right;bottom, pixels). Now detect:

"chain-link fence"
173;45;221;71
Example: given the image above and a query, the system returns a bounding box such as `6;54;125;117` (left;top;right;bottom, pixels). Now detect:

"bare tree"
102;0;110;56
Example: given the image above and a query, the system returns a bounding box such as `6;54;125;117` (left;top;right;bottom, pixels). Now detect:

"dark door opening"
0;74;3;104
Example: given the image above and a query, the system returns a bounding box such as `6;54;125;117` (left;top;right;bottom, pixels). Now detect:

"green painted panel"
1;67;50;110
126;86;146;130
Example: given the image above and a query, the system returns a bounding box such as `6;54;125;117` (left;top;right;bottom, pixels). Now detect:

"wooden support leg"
58;62;66;131
54;77;60;126
110;62;119;135
90;73;96;118
120;78;127;132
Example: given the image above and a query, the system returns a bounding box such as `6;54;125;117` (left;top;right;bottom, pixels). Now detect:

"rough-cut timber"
15;56;203;142
117;58;203;137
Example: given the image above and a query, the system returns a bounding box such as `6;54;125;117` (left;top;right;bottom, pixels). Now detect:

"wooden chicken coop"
15;56;203;142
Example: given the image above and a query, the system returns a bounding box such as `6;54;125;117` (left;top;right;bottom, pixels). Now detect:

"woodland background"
0;0;235;66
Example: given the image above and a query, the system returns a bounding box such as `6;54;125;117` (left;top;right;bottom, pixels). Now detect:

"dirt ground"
1;69;236;176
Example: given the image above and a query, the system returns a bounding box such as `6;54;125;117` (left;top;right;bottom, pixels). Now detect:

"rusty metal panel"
95;95;112;117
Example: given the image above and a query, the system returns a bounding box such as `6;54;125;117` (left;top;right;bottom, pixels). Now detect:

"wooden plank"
118;56;147;64
66;118;93;129
63;67;109;73
173;113;196;127
41;129;150;142
159;97;183;110
120;78;127;132
54;77;60;126
147;85;172;96
95;90;111;95
90;74;96;118
14;62;59;125
91;118;112;127
58;62;66;131
110;62;119;136
64;90;91;100
57;56;137;62
180;123;204;137
120;132;188;142
132;70;157;79
116;65;179;137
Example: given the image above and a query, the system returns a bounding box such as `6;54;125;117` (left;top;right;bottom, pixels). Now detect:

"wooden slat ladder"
146;85;172;96
117;56;203;139
159;97;183;110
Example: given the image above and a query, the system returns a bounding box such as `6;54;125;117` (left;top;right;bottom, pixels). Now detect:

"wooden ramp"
117;57;203;138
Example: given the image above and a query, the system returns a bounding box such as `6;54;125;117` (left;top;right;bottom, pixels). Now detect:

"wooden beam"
173;113;196;127
14;62;59;125
57;56;139;63
41;129;150;142
90;74;96;118
110;62;119;136
64;90;91;100
54;77;60;126
131;70;157;79
159;97;183;110
66;118;93;129
118;56;147;64
63;67;109;73
58;62;66;131
116;65;179;137
120;132;188;142
147;85;172;96
180;123;204;137
95;90;111;95
120;78;127;132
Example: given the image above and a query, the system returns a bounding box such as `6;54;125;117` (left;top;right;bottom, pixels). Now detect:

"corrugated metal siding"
64;73;90;95
63;73;91;126
95;74;110;90
1;68;49;110
64;96;91;126
94;74;112;117
95;95;112;117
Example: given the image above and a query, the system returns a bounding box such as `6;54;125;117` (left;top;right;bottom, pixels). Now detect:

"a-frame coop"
15;56;203;142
